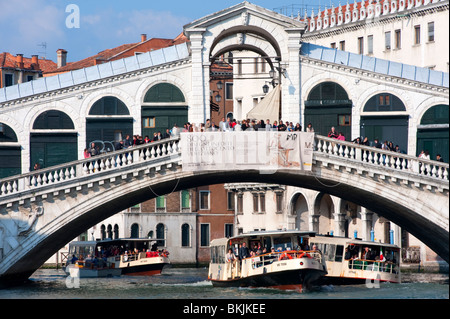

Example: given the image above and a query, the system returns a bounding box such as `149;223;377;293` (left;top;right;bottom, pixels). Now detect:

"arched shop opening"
0;123;21;178
86;96;133;151
416;104;449;162
141;83;187;138
30;110;77;170
360;93;408;153
304;82;352;139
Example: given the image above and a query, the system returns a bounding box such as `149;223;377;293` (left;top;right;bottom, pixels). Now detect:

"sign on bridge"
180;131;314;172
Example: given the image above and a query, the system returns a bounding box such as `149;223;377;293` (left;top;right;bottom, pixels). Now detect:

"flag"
380;248;386;262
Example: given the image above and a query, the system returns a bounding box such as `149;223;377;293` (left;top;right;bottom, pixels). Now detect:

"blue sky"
0;0;338;63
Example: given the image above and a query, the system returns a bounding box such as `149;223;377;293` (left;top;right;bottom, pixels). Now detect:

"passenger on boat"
70;254;78;264
362;247;374;260
344;248;352;260
226;248;236;263
238;242;251;260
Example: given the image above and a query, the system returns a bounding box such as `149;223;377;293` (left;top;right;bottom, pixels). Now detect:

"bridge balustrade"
314;135;449;181
0;134;448;198
0;137;180;197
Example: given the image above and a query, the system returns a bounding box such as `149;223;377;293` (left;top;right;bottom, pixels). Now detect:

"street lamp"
216;80;223;90
262;84;270;94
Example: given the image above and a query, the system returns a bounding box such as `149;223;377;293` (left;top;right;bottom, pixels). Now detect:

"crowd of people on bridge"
83;117;444;163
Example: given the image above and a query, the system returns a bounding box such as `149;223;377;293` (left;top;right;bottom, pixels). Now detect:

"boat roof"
210;230;316;246
313;234;400;249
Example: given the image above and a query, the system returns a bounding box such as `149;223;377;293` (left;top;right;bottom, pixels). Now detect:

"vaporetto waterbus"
64;238;170;278
208;230;327;292
310;235;401;284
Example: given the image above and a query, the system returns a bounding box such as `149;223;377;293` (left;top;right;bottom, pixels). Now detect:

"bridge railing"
0;137;181;197
314;135;449;181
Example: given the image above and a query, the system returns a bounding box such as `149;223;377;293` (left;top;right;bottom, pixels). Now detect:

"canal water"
0;267;447;300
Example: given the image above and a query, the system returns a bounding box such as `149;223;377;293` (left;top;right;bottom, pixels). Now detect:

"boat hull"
120;261;169;276
210;268;325;292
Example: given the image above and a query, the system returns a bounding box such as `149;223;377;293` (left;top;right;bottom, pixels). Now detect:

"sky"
0;0;340;63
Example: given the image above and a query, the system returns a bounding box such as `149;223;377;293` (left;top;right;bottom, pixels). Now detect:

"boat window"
335;245;344;262
273;237;292;251
210;245;226;264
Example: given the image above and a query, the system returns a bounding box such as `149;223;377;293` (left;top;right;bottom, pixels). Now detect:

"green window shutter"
181;190;190;208
156;196;165;208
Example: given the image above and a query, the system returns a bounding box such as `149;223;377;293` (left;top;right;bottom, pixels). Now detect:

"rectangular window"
225;224;233;238
339;40;345;51
276;192;283;212
4;74;13;87
237;193;243;214
199;191;210;210
259;194;265;213
156;196;165;210
143;117;155;128
253;193;258;212
237;59;242;75
26;75;34;82
338;115;351;126
428;22;434;42
368;35;373;54
385;31;391;50
227;191;235;210
395;29;401;49
414;25;421;45
181;190;190;209
330;42;336;49
200;224;210;247
225;82;233;100
260;57;266;73
357;37;364;54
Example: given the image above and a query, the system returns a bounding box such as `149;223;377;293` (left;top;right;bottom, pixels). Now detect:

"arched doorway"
86;96;133;150
304;82;352;139
0;123;21;178
416;104;449;162
313;193;335;235
142;83;187;138
360;93;408;152
290;193;309;231
30;110;77;170
130;223;140;238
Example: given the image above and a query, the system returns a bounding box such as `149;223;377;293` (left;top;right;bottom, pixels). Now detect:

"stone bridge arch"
0;135;448;287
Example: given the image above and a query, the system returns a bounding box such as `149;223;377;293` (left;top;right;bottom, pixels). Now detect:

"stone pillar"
282;28;304;123
185;28;208;125
310;213;320;233
334;213;347;237
360;207;373;241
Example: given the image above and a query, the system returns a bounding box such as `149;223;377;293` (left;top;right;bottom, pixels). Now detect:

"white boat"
310;235;401;284
64;238;170;278
208;230;327;292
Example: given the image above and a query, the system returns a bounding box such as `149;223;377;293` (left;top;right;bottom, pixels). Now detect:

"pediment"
183;1;306;31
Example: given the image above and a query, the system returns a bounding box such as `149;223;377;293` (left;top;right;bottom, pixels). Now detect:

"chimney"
16;54;24;69
141;34;147;42
57;49;67;68
31;55;40;70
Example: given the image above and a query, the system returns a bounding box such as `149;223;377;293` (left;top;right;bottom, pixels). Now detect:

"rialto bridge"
0;2;448;286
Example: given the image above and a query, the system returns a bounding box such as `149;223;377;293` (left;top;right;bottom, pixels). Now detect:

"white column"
185;28;208;125
360;207;374;241
282;28;304;123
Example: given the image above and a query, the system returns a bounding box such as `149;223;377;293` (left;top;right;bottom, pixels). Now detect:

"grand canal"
1;267;447;299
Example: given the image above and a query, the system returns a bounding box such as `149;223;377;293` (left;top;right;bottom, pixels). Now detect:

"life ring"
278;253;293;261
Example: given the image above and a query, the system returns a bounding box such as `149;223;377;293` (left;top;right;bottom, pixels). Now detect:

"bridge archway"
0;122;21;178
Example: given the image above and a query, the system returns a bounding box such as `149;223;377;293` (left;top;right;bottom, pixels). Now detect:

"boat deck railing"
348;259;398;274
121;251;168;263
225;250;323;279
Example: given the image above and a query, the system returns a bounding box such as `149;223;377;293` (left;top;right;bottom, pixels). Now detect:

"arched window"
417;104;449;162
144;83;185;103
89;96;130;115
304;81;352;138
107;224;113;239
100;225;106;240
131;223;140;238
181;223;190;247
0;122;21;178
31;110;77;169
156;223;165;247
363;93;406;112
114;224;119;239
33;110;75;129
87;96;132;148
